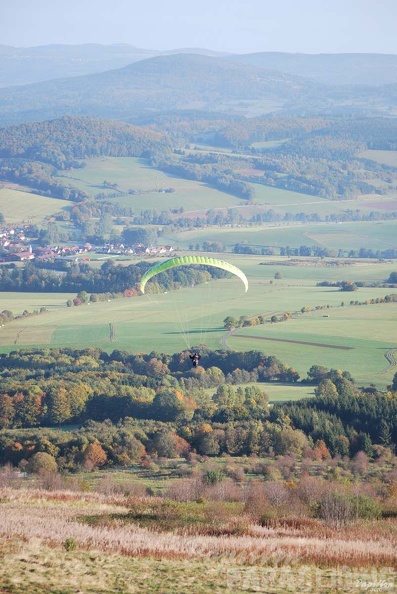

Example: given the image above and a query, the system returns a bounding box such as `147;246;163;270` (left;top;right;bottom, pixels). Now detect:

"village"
0;224;174;264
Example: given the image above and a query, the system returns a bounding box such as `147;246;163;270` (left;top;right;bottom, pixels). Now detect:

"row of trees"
250;244;397;259
0;259;228;294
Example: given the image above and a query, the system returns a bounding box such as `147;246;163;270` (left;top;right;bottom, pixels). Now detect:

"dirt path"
382;348;397;373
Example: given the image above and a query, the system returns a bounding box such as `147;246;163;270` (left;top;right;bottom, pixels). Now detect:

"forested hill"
0;44;230;88
0;116;170;168
0;54;323;126
0;116;170;200
3;45;397;89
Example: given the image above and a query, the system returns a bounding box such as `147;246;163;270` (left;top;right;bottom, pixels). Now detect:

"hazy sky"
1;0;396;54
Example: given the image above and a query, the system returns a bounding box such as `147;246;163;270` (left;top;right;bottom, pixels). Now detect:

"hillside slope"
0;53;323;126
0;43;230;88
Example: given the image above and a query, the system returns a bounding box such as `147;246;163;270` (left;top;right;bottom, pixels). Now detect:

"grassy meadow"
0;187;71;224
230;304;397;387
57;157;241;212
360;149;397;168
204;382;316;403
0;255;396;387
0;486;396;594
57;156;397;225
163;219;397;252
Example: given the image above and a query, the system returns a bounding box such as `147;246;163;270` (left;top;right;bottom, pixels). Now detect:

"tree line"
0;259;229;294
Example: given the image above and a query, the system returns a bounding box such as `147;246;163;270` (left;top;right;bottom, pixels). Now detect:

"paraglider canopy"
139;255;248;294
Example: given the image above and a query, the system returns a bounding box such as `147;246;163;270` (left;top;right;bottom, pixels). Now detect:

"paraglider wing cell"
139;256;248;294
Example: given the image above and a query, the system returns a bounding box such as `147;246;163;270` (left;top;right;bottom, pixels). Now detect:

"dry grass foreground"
0;488;396;594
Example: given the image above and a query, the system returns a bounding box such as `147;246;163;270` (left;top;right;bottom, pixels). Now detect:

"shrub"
64;538;77;551
27;452;58;475
316;489;381;526
203;468;225;485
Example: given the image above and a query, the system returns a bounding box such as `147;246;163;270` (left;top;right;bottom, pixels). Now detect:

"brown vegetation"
0;483;396;570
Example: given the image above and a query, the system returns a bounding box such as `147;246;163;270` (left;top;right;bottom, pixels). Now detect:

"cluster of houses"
0;226;174;263
96;244;174;257
0;225;35;262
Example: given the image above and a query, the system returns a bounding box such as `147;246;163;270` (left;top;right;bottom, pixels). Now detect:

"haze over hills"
0;53;325;126
228;52;397;86
0;43;230;88
2;43;397;89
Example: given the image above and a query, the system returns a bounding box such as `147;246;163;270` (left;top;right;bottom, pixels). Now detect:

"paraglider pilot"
190;353;201;368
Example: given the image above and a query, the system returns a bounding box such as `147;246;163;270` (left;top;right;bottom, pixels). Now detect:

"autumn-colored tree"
213;384;243;408
12;389;42;427
313;439;331;461
307;365;330;384
146;358;169;377
0;394;15;428
113;434;145;466
315;379;338;398
83;442;107;470
150;430;188;458
273;427;309;456
197;431;221;456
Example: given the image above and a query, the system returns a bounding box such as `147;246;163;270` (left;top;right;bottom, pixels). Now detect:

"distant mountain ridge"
1;51;397;127
1;43;397;89
0;53;324;126
0;43;230;88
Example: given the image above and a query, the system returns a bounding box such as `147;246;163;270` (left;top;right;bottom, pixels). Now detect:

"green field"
360;149;397;167
230;304;397;388
57;157;241;212
0;256;396;387
251;182;397;216
163;219;397;252
204;382;315;402
55;156;397;236
57;157;397;219
0;188;70;224
4;155;390;389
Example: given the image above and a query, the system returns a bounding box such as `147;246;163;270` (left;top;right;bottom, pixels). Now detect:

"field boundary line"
233;334;354;350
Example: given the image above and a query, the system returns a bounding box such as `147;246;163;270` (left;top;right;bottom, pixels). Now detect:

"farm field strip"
0;188;70;223
163;219;397;251
360;149;397;167
250;182;397;213
57;157;241;211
